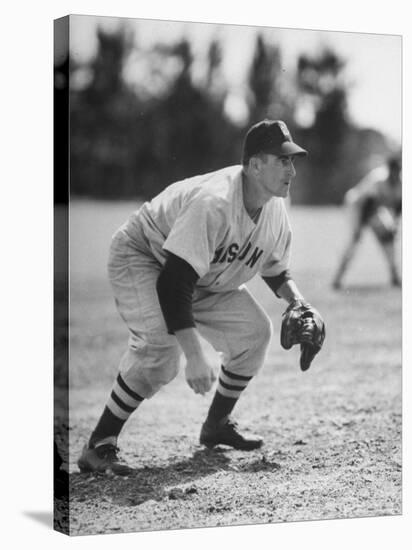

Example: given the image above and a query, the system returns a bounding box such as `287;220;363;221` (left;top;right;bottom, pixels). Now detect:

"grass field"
56;200;401;535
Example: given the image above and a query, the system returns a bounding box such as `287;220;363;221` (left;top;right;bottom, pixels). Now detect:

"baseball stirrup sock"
206;366;252;424
107;373;144;420
89;373;144;446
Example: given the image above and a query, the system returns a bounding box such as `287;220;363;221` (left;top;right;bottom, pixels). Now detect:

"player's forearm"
174;327;205;360
276;278;305;304
262;270;304;303
156;253;199;334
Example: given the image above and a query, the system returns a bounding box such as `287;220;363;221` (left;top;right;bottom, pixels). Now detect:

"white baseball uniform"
108;165;291;399
345;165;401;211
344;164;401;239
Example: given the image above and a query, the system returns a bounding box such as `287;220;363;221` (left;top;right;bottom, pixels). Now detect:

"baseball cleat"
200;418;263;450
77;443;132;476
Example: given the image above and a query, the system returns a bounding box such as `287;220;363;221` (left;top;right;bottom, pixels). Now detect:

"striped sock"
206;365;253;424
89;373;144;447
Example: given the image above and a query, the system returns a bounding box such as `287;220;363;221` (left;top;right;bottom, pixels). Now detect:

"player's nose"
287;161;296;178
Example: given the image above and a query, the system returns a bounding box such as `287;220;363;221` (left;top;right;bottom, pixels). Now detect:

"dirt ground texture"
54;203;402;536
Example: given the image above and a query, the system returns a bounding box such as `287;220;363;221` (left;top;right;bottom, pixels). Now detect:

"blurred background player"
332;154;402;289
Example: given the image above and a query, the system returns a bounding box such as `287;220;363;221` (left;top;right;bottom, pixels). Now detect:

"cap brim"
279;141;308;157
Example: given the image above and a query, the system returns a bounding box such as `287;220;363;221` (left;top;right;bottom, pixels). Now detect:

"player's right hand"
185;353;216;395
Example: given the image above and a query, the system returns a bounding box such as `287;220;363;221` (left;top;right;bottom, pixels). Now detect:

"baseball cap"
242;119;308;164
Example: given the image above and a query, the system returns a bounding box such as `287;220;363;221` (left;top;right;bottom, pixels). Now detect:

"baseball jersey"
121;165;292;293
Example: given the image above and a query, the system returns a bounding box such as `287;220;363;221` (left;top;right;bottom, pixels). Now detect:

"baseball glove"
280;300;325;371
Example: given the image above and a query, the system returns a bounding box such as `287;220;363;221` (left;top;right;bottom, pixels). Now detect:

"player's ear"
249;156;261;173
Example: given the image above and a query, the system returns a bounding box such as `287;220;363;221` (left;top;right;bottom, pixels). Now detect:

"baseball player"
78;119;324;475
332;154;402;289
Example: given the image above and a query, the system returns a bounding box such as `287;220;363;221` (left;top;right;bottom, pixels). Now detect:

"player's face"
257;154;297;198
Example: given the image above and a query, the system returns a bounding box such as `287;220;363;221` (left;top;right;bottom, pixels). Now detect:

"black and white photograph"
52;12;403;537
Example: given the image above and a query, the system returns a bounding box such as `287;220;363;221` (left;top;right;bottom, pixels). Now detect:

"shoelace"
225;419;240;431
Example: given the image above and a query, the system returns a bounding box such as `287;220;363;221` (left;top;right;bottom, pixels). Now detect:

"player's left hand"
280;299;325;371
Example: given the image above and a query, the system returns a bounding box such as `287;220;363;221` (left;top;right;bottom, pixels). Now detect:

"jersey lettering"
245;247;264;267
227;243;239;263
212;247;224;263
212;241;264;269
219;248;229;263
237;242;251;261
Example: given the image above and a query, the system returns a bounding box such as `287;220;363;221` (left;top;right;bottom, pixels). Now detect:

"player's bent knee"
255;314;273;349
239;314;272;359
243;316;272;373
223;313;272;377
137;361;180;398
123;353;180;399
119;335;181;398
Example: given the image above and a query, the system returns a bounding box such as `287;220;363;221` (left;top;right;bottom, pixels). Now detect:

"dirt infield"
55;202;401;535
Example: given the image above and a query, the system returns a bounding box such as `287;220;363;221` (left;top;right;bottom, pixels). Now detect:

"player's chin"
281;184;290;197
272;183;290;198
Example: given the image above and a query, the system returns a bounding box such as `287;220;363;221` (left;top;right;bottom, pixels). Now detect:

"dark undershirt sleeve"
156;253;200;334
262;270;292;298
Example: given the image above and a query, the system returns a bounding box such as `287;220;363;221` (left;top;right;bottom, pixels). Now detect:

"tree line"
55;26;394;204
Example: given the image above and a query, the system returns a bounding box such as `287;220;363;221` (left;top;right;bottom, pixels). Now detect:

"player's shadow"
68;448;280;507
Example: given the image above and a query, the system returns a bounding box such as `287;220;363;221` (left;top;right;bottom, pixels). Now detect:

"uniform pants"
108;231;272;399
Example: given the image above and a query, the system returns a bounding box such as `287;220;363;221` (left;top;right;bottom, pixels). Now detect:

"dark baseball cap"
242;119;308;164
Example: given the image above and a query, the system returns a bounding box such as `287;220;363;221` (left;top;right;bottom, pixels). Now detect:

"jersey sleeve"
259;202;292;277
259;230;292;277
163;195;226;278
